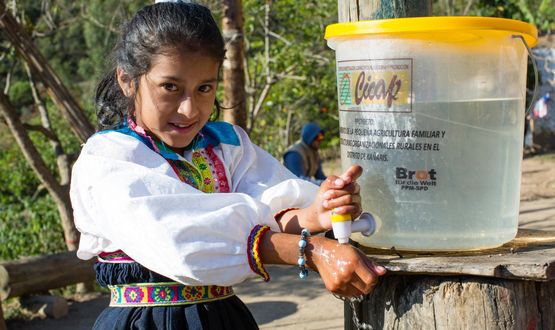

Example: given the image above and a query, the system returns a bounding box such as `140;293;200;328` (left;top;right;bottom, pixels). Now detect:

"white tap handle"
331;212;377;244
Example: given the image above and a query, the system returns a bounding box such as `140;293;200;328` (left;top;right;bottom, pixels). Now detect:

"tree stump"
350;275;554;329
346;229;555;329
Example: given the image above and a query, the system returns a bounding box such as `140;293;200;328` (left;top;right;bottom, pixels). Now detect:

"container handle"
512;34;539;114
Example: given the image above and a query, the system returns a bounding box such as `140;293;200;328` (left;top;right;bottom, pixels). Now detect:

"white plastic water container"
325;17;538;251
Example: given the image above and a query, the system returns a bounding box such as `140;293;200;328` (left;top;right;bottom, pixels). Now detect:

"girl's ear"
116;67;133;97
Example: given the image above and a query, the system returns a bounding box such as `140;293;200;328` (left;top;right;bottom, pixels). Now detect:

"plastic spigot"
331;212;376;244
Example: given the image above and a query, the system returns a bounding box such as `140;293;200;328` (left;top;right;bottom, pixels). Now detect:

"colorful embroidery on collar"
98;118;232;263
125;117;229;193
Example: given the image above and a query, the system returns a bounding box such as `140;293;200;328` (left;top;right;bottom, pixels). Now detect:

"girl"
70;1;385;329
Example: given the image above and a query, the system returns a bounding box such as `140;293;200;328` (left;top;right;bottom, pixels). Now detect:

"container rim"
324;16;538;47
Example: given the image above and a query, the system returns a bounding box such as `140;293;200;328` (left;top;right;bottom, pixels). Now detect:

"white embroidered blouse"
70;121;319;286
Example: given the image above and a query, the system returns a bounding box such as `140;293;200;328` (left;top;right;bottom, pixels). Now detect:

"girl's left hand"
311;165;363;232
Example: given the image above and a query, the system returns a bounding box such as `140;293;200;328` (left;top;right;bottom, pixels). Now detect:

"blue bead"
301;229;310;236
298;240;307;248
297;257;305;266
299;269;308;278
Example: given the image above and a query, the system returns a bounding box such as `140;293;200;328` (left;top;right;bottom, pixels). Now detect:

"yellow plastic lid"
325;16;537;47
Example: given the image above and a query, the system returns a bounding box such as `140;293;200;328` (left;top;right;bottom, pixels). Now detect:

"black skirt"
93;262;259;330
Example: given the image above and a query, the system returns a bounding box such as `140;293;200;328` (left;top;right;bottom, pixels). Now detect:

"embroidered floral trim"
126;117;230;194
191;149;215;193
171;160;204;190
127;116;161;153
206;144;230;193
247;225;271;282
108;282;234;307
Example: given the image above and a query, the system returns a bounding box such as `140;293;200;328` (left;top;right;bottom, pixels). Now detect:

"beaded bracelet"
297;228;311;279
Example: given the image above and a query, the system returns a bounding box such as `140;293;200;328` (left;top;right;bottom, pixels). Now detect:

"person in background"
283;122;327;185
525;93;550;155
524;111;535;154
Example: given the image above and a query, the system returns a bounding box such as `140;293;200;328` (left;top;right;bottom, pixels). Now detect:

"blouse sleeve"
70;132;281;287
225;126;320;215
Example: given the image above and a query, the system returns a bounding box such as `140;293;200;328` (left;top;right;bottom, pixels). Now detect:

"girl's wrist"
258;231;327;270
276;207;325;234
298;208;326;234
303;235;330;271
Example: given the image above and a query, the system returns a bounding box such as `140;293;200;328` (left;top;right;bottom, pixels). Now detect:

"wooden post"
0;299;6;330
335;2;433;328
222;0;248;130
345;229;555;329
0;255;6;330
337;0;432;23
357;275;555;329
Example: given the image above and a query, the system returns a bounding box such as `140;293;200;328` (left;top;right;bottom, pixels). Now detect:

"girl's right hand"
306;236;386;297
275;165;362;234
304;165;363;233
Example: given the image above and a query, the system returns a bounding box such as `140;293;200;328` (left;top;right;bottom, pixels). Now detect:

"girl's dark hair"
95;2;225;130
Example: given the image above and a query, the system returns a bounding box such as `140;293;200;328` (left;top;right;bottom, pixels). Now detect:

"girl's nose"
177;96;197;117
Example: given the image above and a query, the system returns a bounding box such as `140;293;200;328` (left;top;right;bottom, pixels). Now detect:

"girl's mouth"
169;122;196;132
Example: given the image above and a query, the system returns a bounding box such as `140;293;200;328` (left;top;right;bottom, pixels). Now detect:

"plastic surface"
332;221;352;244
325;17;537;48
331;212;352;222
351;213;376;237
331;212;376;244
327;18;533;251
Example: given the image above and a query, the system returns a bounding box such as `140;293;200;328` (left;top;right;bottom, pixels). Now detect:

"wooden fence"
0;251;96;328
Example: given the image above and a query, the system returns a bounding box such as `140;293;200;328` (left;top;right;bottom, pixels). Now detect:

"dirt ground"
4;152;555;330
520;153;555;201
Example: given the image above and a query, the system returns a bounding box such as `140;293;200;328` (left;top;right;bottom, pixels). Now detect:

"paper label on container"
337;58;412;113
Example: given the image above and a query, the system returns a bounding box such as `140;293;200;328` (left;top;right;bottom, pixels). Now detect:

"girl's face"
121;50;220;154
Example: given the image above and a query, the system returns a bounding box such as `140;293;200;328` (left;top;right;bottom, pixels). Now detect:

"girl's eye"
198;85;213;93
163;83;178;92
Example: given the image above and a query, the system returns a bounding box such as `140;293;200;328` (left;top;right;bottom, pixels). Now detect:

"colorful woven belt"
108;282;234;307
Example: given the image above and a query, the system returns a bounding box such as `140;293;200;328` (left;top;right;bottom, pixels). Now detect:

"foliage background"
1;0;554;260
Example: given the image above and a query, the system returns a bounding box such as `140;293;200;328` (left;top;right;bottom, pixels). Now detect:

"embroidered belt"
108;282;234;307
